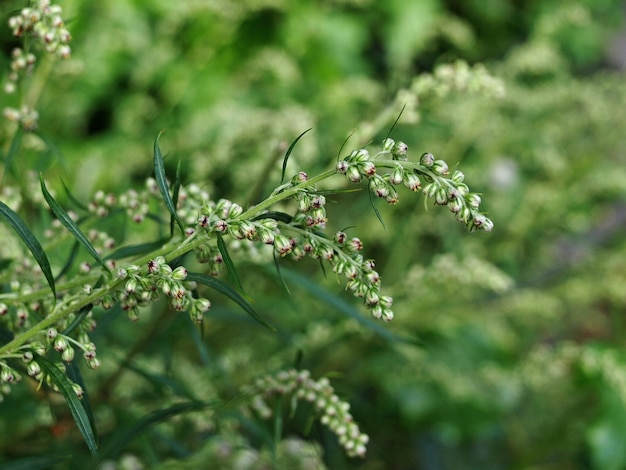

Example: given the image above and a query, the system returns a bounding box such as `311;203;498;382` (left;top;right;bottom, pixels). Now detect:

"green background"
2;0;626;468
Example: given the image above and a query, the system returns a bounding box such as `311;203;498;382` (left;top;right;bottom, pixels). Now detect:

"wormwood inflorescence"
0;0;494;459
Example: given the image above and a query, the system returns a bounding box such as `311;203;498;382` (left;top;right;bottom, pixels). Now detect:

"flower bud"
466;193;482;209
382;138;395;152
27;361;41;377
403;173;421;191
432;160;449;175
346;166;361;183
359;161;376;178
336;160;349;174
420;152;435;167
389;166;404;185
274;234;294;256
435;187;448;205
451;170;465;184
54;337;68;352
392;141;408;160
171;266;188;281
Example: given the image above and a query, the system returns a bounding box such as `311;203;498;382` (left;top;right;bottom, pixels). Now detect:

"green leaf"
105;239;169;260
153;132;185;236
280;128;312;184
170;159;183;237
40;175;110;273
65;358;98;444
252;211;294;224
216;233;245;294
187;271;275;330
273;251;292;296
0;200;56;299
385;103;406;141
2;127;22;179
0;455;69;470
280;268;415;345
368;182;388;232
100;401;213;460
35;355;99;457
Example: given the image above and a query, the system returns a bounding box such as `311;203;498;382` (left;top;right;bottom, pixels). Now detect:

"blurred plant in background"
2;0;626;469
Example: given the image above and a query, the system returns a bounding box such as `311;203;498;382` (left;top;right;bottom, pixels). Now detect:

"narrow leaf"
61;179;88;211
170;159;183;237
273;251;292;296
40;175;110;272
216;233;245;293
368;183;388;231
55;239;81;281
280;128;312;184
336;129;355;163
0;200;56;298
187;272;275;330
35;355;99;457
100;401;212;460
153;132;185;235
2;127;23;178
252;211;293;224
0;455;69;470
280;268;415;345
385;103;406;141
105;239;168;260
65;358;98;443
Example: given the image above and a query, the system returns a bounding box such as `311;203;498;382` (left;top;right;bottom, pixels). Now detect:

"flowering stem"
0;167;339;356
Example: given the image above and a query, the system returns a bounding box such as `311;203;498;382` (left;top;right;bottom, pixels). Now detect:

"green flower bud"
420;152;435;167
466;193;482;208
403;173;421;191
171;266;188;281
432;160;449;175
382;138;395;152
391;141;408;160
451;170;465;184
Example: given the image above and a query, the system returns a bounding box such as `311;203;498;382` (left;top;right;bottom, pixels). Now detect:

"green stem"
0;168;339;356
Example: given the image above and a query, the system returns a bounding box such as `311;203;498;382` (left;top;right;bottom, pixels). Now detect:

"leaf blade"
35;355;99;457
187;271;275;330
280;128;312;184
153;132;185;235
0;200;56;298
40;175;110;272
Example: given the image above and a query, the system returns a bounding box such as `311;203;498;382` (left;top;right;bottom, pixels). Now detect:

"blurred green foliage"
2;0;626;468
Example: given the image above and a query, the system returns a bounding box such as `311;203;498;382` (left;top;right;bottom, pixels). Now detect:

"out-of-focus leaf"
281;128;312;184
35;355;99;457
153;132;184;236
0;200;56;299
40;175;110;273
187;272;275;330
100;401;214;460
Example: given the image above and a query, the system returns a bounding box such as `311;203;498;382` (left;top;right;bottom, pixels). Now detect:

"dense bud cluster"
337;139;493;232
3;1;72;130
244;369;369;457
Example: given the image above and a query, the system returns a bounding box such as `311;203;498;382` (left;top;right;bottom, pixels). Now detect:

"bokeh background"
2;0;626;468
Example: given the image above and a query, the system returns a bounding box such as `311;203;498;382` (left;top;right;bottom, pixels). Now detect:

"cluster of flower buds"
2;105;39;131
8;1;72;58
115;257;210;323
337;138;493;232
244;369;369;458
3;1;71;129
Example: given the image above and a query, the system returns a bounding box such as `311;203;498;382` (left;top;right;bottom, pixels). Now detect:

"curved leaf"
0;200;56;298
100;401;213;460
35;355;99;457
216;233;245;294
40;175;110;273
280;128;312;184
187;272;275;330
153;132;184;235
